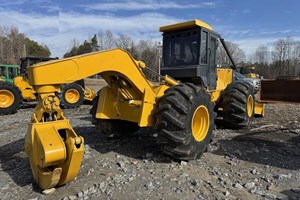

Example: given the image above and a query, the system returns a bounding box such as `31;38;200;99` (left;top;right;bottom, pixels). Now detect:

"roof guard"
159;19;213;32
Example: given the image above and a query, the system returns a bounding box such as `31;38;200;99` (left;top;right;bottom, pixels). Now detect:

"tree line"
63;30;161;80
251;37;300;78
1;25;299;79
0;26;51;64
66;31;300;79
218;36;300;78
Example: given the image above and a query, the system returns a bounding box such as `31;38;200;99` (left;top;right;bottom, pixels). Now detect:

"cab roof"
159;19;213;33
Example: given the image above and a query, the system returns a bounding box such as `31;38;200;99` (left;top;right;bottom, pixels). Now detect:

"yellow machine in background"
240;65;259;78
0;57;96;115
12;76;96;106
236;65;264;116
24;20;262;189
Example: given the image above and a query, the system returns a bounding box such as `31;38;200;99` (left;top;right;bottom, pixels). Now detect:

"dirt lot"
0;85;300;199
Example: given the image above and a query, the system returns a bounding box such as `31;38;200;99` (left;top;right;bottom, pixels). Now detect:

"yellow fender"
254;102;265;117
13;76;36;100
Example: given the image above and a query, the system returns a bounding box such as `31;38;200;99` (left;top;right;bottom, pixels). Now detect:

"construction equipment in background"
0;57;96;115
24;19;262;189
0;64;22;114
239;65;259;78
236;65;264;116
234;72;260;92
0;64;20;83
259;76;300;103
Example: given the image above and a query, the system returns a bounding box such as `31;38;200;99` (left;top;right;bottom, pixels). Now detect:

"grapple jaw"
24;94;84;190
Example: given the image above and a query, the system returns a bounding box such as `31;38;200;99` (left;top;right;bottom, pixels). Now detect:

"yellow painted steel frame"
83;86;96;101
25;119;84;189
28;48;175;126
25;48;177;189
13;76;36;100
254;102;265;116
210;68;233;102
159;19;213;32
244;73;258;79
24;93;84;189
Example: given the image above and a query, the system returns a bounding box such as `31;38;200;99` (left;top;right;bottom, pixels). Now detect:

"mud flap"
254;102;265;117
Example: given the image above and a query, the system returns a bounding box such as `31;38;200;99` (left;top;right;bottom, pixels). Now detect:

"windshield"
163;31;199;67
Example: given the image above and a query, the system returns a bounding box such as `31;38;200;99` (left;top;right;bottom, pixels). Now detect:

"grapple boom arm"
25;48;177;189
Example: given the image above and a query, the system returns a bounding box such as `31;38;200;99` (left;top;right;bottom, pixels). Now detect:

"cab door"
208;35;217;90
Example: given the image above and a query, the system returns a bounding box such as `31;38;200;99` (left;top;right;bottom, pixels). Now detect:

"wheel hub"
191;105;209;142
0;90;14;108
65;89;80;104
247;95;254;117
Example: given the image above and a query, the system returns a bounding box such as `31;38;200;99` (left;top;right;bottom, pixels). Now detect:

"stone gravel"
0;103;300;200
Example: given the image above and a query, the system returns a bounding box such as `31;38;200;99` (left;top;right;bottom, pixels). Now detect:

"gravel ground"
0;103;300;200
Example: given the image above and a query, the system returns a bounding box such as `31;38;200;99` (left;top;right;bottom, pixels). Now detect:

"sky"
0;0;300;59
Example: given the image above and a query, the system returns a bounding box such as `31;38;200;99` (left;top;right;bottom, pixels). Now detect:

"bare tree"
0;26;50;64
217;41;246;66
132;40;160;81
292;41;300;75
0;26;9;63
8;26;26;63
253;45;269;77
255;45;269;64
0;26;26;64
97;30;116;50
115;34;134;51
272;36;294;76
70;38;79;48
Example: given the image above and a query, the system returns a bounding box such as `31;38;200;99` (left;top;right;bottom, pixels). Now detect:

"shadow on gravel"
0;138;40;192
0;125;170;191
74;126;173;163
18;101;93;111
213;130;300;170
19;102;36;110
78;115;93;122
280;188;300;199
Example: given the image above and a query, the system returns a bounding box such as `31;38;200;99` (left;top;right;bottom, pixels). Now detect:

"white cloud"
38;5;59;13
1;5;300;60
242;9;250;14
0;9;181;57
213;24;300;61
0;11;58;32
235;36;300;52
0;0;27;6
210;15;220;22
79;0;216;11
59;12;176;32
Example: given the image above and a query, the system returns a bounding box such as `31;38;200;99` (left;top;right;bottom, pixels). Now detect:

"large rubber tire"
0;82;22;115
90;95;139;138
59;83;84;109
221;81;255;129
155;83;215;160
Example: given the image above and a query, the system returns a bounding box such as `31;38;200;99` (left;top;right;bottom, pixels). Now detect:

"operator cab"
160;19;220;90
19;56;58;76
0;64;20;83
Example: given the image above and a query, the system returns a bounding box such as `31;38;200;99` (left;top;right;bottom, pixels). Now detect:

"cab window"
200;31;208;64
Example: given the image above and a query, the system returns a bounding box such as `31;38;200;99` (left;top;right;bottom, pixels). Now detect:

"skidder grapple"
24;19;262;189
